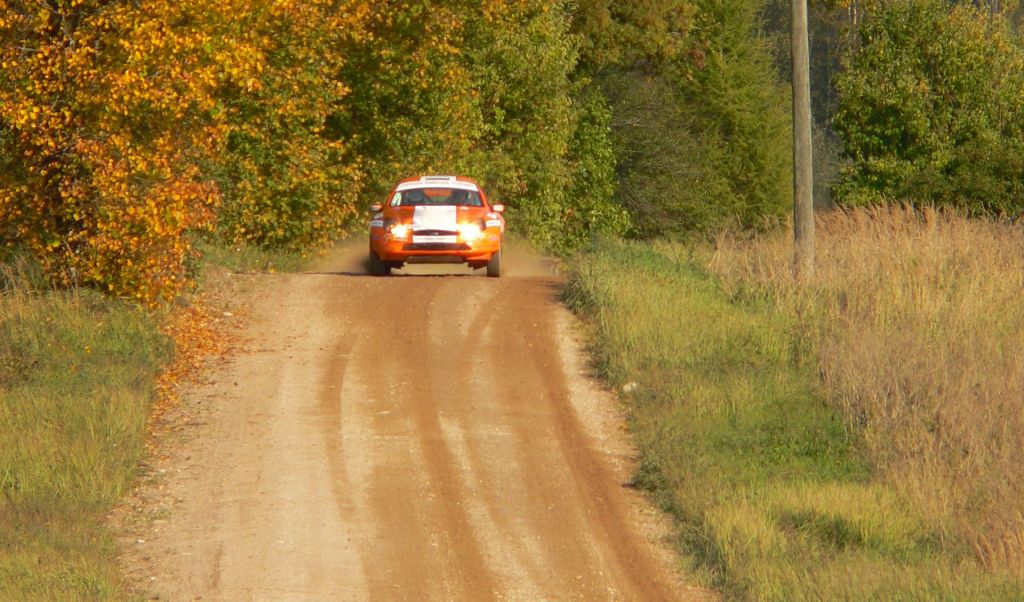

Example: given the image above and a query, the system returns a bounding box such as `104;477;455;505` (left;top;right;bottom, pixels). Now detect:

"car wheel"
486;248;502;278
368;250;391;276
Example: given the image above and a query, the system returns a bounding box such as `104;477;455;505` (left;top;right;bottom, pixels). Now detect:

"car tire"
368;250;391;276
486;248;502;278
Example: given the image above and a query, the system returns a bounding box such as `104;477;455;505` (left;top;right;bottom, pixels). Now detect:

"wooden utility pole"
791;0;815;280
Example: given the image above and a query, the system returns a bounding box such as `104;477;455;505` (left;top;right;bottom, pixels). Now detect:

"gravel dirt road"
118;248;713;601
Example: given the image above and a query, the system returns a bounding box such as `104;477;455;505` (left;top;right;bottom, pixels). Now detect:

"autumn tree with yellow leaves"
0;0;251;303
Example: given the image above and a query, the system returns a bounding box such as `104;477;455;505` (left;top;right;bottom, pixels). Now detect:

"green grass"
194;239;306;277
0;262;170;600
0;243;310;600
564;240;1023;601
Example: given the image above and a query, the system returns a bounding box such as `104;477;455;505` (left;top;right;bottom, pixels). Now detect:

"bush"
674;0;793;231
602;71;729;236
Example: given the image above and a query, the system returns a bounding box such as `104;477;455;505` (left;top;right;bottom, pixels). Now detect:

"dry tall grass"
708;205;1024;577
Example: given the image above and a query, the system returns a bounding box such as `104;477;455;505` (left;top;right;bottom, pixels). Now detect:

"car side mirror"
492;204;505;213
370;203;383;212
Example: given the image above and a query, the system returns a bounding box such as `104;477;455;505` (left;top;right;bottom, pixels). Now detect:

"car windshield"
395;188;483;207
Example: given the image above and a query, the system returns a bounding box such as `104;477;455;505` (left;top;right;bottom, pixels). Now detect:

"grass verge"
564;236;1023;600
0;243;306;600
0;261;170;600
707;206;1024;581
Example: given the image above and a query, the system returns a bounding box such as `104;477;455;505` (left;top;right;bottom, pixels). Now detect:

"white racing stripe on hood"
412;206;458;232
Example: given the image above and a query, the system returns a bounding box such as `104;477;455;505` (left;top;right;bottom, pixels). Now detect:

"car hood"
411;206;458;231
385;205;494;228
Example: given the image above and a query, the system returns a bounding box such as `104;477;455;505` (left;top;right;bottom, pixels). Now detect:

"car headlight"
458;222;484;241
390;223;411;240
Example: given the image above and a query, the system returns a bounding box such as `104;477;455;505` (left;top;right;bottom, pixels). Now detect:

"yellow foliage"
0;0;250;304
0;0;376;303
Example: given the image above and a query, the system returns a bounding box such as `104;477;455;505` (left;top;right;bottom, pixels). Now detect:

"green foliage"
337;0;628;253
575;0;792;237
833;0;1024;213
601;71;726;235
462;1;581;249
473;2;630;252
564;240;1024;601
675;0;793;230
212;0;364;251
335;1;480;199
562;87;631;248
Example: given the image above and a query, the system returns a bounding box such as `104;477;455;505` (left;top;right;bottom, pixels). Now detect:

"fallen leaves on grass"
150;295;237;440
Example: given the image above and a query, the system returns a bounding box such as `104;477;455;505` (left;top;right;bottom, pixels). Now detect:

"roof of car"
395;175;480;193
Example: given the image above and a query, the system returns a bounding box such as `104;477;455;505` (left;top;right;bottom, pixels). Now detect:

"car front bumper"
371;231;501;264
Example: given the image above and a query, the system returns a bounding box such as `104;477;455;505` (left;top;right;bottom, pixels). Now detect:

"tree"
466;0;625;251
573;0;695;72
676;0;793;230
211;0;368;251
335;0;482;203
575;0;792;236
337;0;627;252
833;0;1024;213
0;0;245;303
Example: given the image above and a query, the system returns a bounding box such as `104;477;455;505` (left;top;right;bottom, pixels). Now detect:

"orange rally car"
368;175;506;277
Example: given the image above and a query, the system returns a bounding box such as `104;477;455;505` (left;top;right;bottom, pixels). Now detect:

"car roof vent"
420;175;458;184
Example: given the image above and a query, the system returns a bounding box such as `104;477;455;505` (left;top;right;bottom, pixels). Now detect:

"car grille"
404;243;470;251
413;229;457;237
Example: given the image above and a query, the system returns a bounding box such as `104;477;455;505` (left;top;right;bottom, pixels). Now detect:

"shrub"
576;0;792;236
674;0;793;231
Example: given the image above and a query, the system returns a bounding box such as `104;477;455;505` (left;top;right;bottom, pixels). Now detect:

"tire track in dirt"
117;252;716;601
